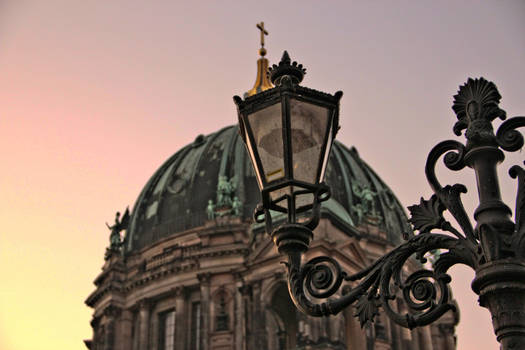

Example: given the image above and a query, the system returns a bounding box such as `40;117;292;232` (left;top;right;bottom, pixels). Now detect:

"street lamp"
234;51;342;255
234;52;525;350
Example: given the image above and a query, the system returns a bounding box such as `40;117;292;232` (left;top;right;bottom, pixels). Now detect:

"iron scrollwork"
273;77;525;331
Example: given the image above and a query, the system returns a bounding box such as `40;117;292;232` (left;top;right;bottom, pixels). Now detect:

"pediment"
247;237;280;265
329;238;371;273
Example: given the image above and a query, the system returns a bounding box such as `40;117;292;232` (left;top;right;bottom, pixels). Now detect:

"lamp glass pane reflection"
289;98;330;184
247;103;284;186
289;99;331;211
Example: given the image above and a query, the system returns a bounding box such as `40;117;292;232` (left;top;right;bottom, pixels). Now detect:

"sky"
1;1;524;349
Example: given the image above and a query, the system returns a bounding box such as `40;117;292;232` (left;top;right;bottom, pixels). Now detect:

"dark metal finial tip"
281;50;291;65
233;95;243;105
268;50;306;86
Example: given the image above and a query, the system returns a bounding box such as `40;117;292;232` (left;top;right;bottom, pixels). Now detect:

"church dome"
124;125;412;252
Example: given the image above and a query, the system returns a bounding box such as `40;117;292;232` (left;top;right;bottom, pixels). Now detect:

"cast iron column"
472;261;525;348
451;79;525;349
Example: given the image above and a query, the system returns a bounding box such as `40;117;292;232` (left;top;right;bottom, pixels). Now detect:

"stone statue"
210;175;240;217
206;200;215;220
352;204;365;225
231;196;242;216
217;175;232;207
229;175;237;196
352;183;377;216
106;207;129;251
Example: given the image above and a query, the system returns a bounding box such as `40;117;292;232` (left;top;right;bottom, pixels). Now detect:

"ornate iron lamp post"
234;52;525;349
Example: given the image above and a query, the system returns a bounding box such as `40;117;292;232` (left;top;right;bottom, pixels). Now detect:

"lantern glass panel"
319;123;334;182
269;186;315;213
247;103;285;185
270;185;292;210
295;191;314;210
289;99;330;184
243;127;264;188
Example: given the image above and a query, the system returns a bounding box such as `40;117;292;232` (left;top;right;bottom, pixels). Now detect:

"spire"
244;22;274;98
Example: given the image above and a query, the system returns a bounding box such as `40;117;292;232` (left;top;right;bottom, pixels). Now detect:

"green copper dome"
123;125;412;252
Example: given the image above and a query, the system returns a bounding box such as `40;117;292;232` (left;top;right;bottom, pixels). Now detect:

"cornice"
85;281;125;308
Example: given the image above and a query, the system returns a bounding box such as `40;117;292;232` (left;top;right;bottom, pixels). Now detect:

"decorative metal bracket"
269;78;525;342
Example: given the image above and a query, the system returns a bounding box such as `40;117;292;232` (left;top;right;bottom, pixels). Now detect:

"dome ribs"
124;125;411;252
232;129;248;218
125;144;193;251
155;145;195;227
218;127;238;179
331;143;354;216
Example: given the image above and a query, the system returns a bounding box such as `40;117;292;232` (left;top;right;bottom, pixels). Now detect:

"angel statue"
106;207;130;250
352;183;377;216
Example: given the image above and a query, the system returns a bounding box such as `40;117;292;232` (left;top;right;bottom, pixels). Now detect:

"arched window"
267;283;298;350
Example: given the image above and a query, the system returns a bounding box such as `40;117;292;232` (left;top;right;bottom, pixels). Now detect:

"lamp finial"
268;51;306;86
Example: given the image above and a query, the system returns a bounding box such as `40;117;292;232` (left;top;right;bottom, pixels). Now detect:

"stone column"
198;273;211;350
343;306;366;350
385;311;402;350
103;305;121;350
419;326;434;350
234;286;243;350
118;309;133;350
238;283;252;350
438;324;456;350
104;320;115;350
138;299;151;350
252;281;268;350
174;286;187;350
410;327;421;349
329;313;345;345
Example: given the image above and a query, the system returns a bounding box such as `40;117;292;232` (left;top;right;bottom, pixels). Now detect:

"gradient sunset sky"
1;1;524;349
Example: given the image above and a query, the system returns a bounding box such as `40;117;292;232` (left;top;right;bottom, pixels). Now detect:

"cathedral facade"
85;126;458;350
85;30;458;349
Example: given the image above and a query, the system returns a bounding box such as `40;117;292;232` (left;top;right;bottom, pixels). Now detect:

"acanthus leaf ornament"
408;195;445;233
424;139;476;243
354;294;380;327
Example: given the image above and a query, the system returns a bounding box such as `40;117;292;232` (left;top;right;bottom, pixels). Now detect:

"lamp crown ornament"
268;50;306;86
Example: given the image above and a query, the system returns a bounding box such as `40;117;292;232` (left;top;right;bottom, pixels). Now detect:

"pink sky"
1;1;524;349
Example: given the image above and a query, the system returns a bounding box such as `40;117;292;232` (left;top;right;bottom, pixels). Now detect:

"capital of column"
173;285;188;298
238;284;252;297
90;315;101;329
438;324;455;336
138;298;152;310
197;272;212;285
103;305;122;318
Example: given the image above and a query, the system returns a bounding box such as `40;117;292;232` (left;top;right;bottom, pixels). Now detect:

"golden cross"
256;22;268;48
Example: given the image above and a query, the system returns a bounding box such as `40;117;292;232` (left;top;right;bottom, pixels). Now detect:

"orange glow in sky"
1;1;524;349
